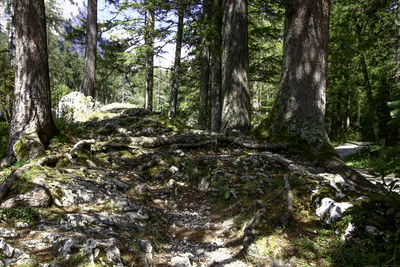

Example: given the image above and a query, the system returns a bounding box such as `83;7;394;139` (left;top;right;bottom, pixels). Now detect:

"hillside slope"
0;106;398;266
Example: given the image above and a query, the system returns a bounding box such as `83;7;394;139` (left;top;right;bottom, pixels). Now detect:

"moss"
13;132;45;160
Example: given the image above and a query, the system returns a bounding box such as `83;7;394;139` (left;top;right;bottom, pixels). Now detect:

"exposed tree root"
280;174;294;226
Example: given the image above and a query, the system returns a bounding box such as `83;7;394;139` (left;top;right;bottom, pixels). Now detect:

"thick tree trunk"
144;3;155;112
168;2;185;118
359;52;381;143
80;0;97;97
6;0;56;162
198;0;211;129
396;3;400;90
210;0;222;132
221;0;251;132
268;0;330;146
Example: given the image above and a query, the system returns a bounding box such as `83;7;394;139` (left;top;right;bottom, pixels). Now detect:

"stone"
104;241;123;265
13;133;45;160
15;222;29;229
316;198;353;224
0;227;17;237
170;255;191;267
198;177;210;192
343;223;356;240
124;210;149;221
0;238;14;257
55;92;101;122
0;184;51;208
139;240;153;259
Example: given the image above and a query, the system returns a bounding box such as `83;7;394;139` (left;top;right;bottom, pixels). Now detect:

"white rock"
342;222;356;240
170;255;191;267
316;198;353;224
0;238;14;257
0;227;17;237
55;92;101;122
15;222;29;229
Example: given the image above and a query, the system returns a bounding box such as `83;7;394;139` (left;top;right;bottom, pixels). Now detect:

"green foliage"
327;0;396;142
0;207;39;225
0;122;8;159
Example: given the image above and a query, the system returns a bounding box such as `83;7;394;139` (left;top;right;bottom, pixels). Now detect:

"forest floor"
0;105;399;266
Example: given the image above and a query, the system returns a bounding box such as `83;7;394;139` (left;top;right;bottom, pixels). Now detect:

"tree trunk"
268;0;330;147
221;0;251;132
359;52;381;143
198;0;211;129
396;3;400;90
144;2;155;112
6;0;56;162
210;0;222;132
168;1;185;118
80;0;97;97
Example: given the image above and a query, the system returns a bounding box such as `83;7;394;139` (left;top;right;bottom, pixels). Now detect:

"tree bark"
396;3;400;90
6;0;56;162
144;2;155;112
198;0;211;129
80;0;97;97
268;0;330;146
168;1;185;118
221;0;251;132
210;0;222;132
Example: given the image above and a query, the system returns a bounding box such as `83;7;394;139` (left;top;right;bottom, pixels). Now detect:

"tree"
210;0;222;131
268;0;330;147
198;0;211;129
80;0;98;97
5;0;56;163
144;0;155;111
168;0;185;118
221;0;251;132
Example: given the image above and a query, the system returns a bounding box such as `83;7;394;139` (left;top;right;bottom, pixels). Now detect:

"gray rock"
104;240;123;265
0;184;51;208
0;227;17;237
198;177;210;192
0;238;14;257
139;240;153;259
316;198;352;224
55;92;101;122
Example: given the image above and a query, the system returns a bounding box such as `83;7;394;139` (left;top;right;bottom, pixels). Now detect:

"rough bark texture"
396;4;400;89
221;0;251;132
269;0;330;146
144;3;155;112
210;0;223;132
168;2;185;118
6;0;56;161
198;0;211;129
80;0;97;97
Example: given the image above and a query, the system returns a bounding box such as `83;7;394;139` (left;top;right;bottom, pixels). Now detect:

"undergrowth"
0;121;8;159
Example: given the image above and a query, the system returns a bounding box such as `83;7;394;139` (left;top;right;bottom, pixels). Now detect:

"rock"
0;238;14;257
316;198;353;224
13;133;45;160
15;222;29;229
343;222;356;240
198;177;210;192
124;210;149;220
55;92;101;122
139;240;153;259
135;184;147;194
170;255;191;267
0;185;51;208
0;227;17;237
104;240;123;265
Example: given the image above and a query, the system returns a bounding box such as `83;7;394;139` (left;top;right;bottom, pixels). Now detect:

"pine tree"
80;0;98;97
168;0;185;118
268;0;330;146
221;0;251;132
5;0;56;164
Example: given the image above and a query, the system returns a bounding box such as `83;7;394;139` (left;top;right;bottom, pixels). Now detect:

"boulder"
55;92;101;122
